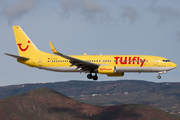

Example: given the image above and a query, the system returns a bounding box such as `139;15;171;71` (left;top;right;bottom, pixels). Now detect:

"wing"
49;41;99;73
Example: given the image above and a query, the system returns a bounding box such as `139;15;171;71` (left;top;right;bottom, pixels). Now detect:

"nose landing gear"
157;75;161;79
87;73;98;80
157;71;167;79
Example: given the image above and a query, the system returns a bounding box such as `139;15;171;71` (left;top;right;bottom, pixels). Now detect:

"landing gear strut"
87;73;98;80
157;73;161;79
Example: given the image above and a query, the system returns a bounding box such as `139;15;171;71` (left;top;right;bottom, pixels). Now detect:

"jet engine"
98;66;124;77
98;66;116;74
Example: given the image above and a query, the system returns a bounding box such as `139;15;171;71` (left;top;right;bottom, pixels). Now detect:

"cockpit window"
163;60;170;62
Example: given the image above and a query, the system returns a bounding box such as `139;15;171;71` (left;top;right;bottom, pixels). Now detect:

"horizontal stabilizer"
4;53;29;60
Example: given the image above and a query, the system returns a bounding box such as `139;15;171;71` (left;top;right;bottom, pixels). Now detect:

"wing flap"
4;53;29;60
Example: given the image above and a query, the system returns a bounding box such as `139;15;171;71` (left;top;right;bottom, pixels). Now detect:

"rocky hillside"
0;88;179;120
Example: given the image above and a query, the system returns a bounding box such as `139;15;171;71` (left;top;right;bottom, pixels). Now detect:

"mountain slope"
1;80;180;116
0;88;179;120
1;80;180;100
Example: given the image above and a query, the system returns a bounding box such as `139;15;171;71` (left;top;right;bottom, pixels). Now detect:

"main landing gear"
87;73;98;80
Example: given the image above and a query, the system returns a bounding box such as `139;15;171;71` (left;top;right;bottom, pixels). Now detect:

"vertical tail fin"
13;26;42;57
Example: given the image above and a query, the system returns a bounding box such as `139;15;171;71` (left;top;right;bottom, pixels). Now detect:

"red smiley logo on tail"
17;41;30;52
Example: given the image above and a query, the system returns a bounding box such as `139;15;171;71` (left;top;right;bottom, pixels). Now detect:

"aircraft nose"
171;62;177;68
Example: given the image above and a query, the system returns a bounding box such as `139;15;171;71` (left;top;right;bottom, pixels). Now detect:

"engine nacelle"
98;66;124;77
98;66;116;74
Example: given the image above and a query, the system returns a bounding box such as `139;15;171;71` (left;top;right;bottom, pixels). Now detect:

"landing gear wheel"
87;74;92;79
93;75;98;80
157;76;161;79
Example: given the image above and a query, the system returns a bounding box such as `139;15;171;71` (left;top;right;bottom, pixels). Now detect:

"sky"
0;0;180;86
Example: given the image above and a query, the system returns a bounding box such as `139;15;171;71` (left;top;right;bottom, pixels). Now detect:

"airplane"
5;26;177;80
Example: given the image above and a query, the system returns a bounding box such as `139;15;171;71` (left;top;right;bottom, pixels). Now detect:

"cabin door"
154;58;158;66
38;58;42;66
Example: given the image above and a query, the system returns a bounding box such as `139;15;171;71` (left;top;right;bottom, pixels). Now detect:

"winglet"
49;41;59;54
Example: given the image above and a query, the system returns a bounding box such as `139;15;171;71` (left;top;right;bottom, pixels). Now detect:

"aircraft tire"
87;74;92;79
157;76;161;79
93;75;98;80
